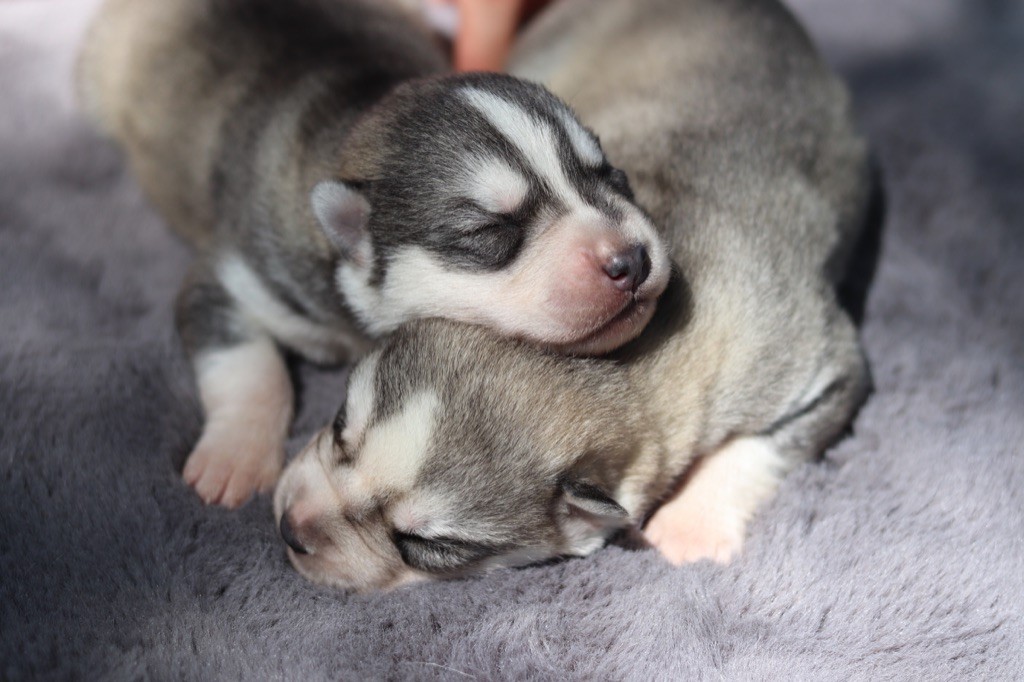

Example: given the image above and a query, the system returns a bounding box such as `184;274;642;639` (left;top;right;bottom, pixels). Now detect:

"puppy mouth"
554;296;657;356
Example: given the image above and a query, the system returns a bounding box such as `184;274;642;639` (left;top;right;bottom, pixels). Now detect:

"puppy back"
514;0;872;462
76;0;445;248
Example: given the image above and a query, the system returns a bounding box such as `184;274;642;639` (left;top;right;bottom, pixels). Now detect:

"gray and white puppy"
78;0;670;507
274;0;874;591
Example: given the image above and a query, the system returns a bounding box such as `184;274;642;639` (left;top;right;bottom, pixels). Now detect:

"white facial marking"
355;213;639;342
457;88;669;295
461;87;585;212
462;155;529;215
334;236;380;333
330;93;672;348
390;489;457;535
342;350;380;447
369;246;541;336
554;107;604;167
218;254;355;363
352;390;440;498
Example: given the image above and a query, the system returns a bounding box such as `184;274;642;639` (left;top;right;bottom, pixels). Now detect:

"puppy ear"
557;477;631;555
310;180;371;261
561;478;628;519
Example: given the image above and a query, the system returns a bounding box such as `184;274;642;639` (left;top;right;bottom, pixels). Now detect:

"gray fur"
78;0;670;507
275;0;874;586
78;0;664;354
3;0;1024;677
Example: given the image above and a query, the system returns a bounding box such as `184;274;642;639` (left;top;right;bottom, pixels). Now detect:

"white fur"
186;338;292;507
341;349;380;447
333;233;379;330
461;155;530;215
390;490;457;535
461;87;586;214
274;441;341;531
554;107;604;166
332;93;670;340
392;489;535;545
276;389;440;531
218;254;355;363
341;217;667;343
644;437;788;564
356;245;554;338
460;88;668;296
611;198;670;280
194;339;292;427
341;391;441;506
614;470;652;520
197;339;268;400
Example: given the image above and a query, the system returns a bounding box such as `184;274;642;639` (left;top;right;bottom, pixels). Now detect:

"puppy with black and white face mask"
78;0;670;507
275;0;874;592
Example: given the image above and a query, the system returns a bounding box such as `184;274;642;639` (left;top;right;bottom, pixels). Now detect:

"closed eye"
446;213;526;270
467;217;511;234
459;200;517;232
442;198;519;233
393;530;502;573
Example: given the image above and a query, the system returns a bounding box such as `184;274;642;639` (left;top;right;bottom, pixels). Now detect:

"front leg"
644;437;787;564
645;317;870;564
176;266;293;508
182;338;292;507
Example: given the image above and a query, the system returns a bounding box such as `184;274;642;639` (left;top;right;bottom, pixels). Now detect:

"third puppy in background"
274;0;874;590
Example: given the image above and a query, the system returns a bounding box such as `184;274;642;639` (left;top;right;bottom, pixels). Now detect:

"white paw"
182;427;283;509
643;507;744;566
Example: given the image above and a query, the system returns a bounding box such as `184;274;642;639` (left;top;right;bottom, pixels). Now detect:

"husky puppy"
274;0;874;591
78;0;670;507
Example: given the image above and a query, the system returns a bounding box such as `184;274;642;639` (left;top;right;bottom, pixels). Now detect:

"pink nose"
603;244;651;292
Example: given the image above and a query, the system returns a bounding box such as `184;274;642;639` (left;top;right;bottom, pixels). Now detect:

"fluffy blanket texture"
1;0;1022;678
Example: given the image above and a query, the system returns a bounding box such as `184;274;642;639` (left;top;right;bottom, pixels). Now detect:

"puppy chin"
550;297;657;356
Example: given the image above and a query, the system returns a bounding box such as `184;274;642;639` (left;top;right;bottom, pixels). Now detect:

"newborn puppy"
77;0;669;507
274;0;874;591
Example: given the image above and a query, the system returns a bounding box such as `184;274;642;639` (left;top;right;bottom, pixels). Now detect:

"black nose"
279;512;309;555
603;244;652;293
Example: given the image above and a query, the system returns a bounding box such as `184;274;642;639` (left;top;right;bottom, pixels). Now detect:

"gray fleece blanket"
2;0;1022;678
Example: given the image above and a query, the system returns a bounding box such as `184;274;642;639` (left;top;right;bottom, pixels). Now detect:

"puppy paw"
643;508;743;566
182;429;283;509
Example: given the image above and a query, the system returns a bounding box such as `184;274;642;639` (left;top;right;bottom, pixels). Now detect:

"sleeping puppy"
274;0;874;591
77;0;670;507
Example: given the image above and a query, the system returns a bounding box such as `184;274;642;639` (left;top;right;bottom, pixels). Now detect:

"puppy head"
274;320;648;592
311;73;670;355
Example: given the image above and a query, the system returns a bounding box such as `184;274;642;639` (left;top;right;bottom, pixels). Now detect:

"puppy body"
274;0;873;590
517;0;873;538
79;0;670;506
527;0;873;564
